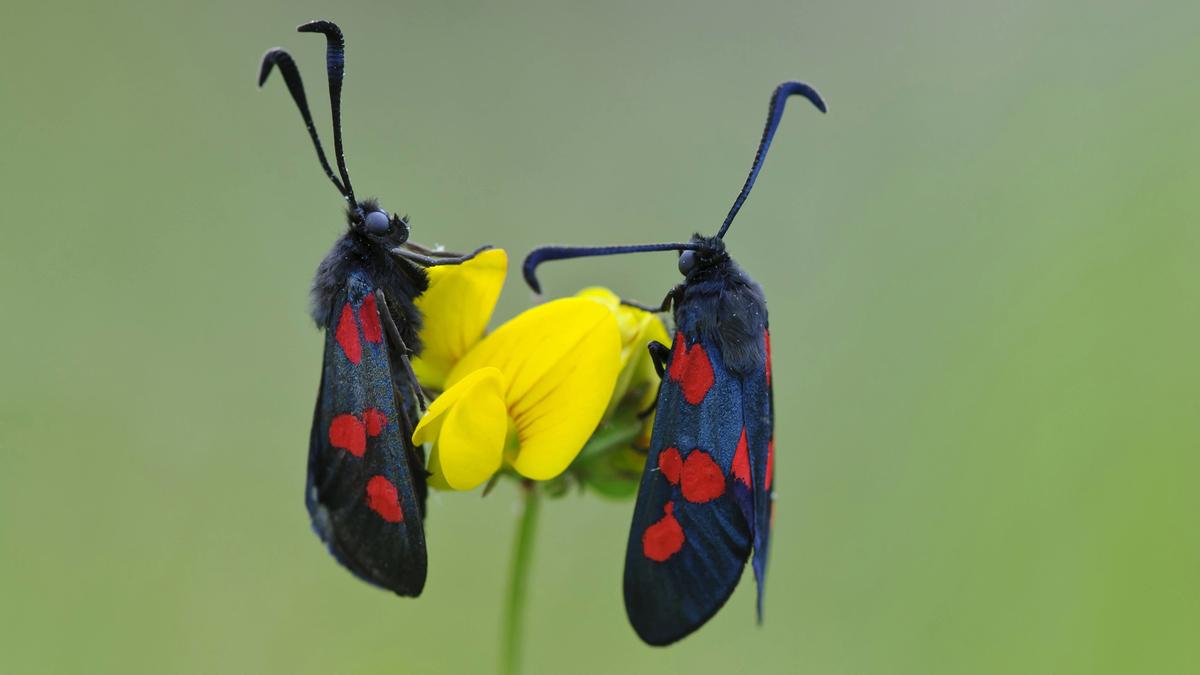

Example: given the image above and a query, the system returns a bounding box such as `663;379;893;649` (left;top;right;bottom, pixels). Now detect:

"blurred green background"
2;1;1197;673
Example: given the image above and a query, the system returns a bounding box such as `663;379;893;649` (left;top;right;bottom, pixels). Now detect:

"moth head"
260;22;422;251
350;200;410;245
678;235;727;277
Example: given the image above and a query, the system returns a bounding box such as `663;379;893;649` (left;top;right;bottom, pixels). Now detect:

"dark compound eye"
678;250;696;276
363;210;391;234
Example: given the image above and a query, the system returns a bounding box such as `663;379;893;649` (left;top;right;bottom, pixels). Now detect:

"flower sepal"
568;407;649;500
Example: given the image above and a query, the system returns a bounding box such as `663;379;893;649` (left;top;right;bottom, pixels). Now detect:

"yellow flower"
411;367;508;490
411;248;508;391
413;298;622;489
576;287;669;427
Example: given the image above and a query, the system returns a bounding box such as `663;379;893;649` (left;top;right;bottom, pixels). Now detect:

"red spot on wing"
359;294;383;344
765;438;775;491
764;329;772;386
363;408;388;437
366;475;404;523
667;332;715;405
642;502;685;562
732;428;751;487
658;447;682;485
681;450;725;503
666;332;688;382
334;303;362;364
329;414;366;457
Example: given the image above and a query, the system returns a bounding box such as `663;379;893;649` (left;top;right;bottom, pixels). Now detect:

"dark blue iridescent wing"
307;267;427;596
746;327;774;616
623;329;755;645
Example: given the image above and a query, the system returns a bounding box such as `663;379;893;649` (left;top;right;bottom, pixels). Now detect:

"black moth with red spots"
523;82;824;643
309;271;427;592
259;20;490;595
620;259;775;645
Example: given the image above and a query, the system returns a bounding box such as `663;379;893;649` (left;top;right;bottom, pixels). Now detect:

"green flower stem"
499;414;642;673
501;481;540;675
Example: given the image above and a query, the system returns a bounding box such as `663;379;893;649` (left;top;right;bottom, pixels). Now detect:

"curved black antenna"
298;21;357;207
522;243;700;293
258;48;347;197
716;81;827;239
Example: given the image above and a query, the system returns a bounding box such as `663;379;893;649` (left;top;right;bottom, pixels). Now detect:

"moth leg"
619;284;683;314
619;298;663;313
648;341;671;379
391;393;418;445
375;289;432;514
634;340;670;418
374;290;427;411
391;244;494;267
401;240;478;258
401;240;456;256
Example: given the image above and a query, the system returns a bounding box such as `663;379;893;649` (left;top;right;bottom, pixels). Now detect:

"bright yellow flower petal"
446;298;621;480
413;367;508;490
412;248;508;391
577;287;640;357
577;287;670;416
626;310;670;408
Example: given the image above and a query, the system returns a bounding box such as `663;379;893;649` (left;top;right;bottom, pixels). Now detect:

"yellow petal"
414;367;508;490
412;248;508;391
447;298;621;480
626;309;670;407
577;288;636;351
577;287;670;416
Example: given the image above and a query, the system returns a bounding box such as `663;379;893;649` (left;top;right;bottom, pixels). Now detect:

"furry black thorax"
310;199;428;352
674;234;768;377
